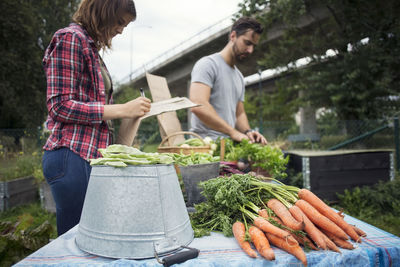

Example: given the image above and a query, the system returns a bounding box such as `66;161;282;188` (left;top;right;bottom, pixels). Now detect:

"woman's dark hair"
73;0;136;49
231;16;263;37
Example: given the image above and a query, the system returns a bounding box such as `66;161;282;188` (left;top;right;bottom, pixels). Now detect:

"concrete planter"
39;181;56;213
0;176;38;212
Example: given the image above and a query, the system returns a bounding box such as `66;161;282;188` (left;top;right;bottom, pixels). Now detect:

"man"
189;17;267;144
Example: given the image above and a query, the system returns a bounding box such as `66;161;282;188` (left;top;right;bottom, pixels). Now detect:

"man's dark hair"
231;16;263;37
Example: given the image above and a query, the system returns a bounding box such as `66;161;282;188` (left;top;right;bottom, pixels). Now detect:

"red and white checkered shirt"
43;23;113;160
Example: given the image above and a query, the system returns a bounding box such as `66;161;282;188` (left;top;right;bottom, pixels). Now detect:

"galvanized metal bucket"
75;164;194;259
179;162;220;207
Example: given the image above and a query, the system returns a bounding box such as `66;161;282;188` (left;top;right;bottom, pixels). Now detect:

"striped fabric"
43;23;112;160
15;214;400;266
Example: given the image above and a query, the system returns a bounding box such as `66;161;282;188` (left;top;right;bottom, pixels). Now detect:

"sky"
101;0;242;85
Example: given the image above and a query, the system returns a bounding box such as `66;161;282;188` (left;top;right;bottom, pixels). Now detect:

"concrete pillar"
299;106;317;135
298;90;317;135
187;79;192;130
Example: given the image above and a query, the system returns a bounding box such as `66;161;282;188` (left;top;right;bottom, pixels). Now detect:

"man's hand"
246;130;268;145
230;130;249;142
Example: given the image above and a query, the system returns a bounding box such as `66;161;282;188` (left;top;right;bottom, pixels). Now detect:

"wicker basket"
157;131;210;155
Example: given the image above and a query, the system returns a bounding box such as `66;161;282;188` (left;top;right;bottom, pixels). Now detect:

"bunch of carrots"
190;174;367;267
233;188;367;266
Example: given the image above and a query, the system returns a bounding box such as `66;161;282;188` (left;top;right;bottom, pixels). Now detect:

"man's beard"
233;43;250;63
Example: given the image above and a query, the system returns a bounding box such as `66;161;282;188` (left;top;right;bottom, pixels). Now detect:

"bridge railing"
122;14;235;84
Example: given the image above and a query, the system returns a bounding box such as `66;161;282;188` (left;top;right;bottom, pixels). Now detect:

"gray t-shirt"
190;53;245;140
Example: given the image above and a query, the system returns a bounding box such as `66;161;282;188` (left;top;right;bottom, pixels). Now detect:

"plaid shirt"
43;23;113;160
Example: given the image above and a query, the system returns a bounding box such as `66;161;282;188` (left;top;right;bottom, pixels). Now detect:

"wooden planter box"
286;149;394;202
39;181;56;213
0;176;38;212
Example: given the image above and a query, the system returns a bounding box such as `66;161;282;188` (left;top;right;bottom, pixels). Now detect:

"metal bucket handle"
154;245;199;267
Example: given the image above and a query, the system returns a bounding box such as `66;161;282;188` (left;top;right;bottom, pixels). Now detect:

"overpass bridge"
122;5;330;98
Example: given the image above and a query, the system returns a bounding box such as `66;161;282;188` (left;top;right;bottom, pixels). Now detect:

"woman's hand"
102;97;151;120
123;96;151;118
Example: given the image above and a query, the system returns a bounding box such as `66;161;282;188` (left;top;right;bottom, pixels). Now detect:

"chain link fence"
256;119;395;151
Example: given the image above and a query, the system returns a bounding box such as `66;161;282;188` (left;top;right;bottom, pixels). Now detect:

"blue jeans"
42;148;92;236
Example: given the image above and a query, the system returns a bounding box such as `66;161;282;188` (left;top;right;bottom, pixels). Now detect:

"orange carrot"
232;221;257;258
258;209;270;218
249;225;275;260
259;208;315;250
318;230;341;253
289;205;327;250
295;199;349;240
265;232;308;266
352;225;367;237
298;189;361;242
258;209;284;225
253;217;298;245
291;232;318;250
267;199;304;231
323;230;355;250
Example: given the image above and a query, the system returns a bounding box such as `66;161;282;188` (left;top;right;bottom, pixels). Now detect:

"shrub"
335;177;400;237
0;202;57;266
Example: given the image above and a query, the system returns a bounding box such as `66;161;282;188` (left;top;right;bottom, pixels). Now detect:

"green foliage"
283;168;304;188
335;178;400;236
0;202;57;266
338;179;400;216
223;139;289;179
336;187;374;218
0;0;80;129
238;0;400;121
244;89;296;122
190;174;261;237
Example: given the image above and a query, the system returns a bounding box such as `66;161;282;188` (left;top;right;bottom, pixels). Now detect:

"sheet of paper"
142;97;200;119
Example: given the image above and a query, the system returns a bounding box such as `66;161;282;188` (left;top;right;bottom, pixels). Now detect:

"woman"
42;0;150;236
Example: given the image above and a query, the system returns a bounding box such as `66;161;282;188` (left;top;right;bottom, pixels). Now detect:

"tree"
238;0;400;122
0;0;79;129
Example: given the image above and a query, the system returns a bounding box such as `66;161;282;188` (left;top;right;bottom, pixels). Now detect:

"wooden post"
220;138;226;161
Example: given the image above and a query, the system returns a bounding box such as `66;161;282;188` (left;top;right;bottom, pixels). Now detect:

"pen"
140;88;145;97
